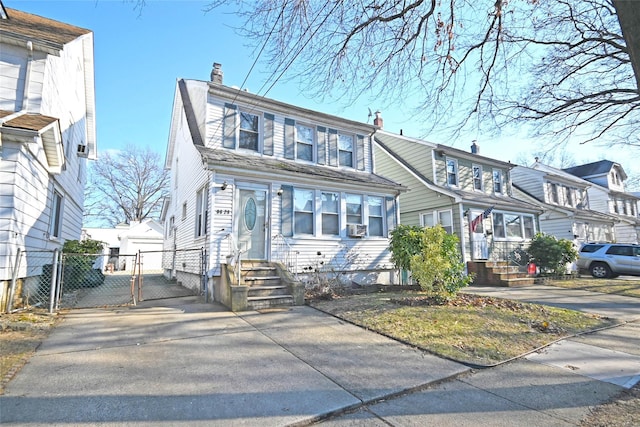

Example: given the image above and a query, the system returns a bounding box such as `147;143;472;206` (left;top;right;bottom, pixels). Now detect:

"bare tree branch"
84;146;169;227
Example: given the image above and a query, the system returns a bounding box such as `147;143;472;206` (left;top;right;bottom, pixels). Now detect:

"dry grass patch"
0;310;58;394
548;277;640;298
310;291;614;366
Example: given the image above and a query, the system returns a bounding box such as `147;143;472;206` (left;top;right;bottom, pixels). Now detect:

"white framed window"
239;111;259;151
472;164;483;191
346;194;363;224
49;190;63;239
338;134;354;167
492;211;536;240
368;196;384;236
549;183;559;204
168;216;175;238
321;192;339;235
195;186;208;237
446;158;458;186
296;124;314;161
421;209;453;234
294;189;314;235
492;169;503;193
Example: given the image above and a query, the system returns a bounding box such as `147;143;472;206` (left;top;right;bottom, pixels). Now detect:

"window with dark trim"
195;186;208;237
239;111;259;151
296;124;314;161
446;159;458;186
294;189;314;234
472;165;483;190
321;192;339;235
368;196;384;236
49;190;63;238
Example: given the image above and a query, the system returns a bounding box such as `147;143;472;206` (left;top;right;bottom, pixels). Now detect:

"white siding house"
563;161;640;243
511;161;618;247
0;4;96;308
163;66;405;306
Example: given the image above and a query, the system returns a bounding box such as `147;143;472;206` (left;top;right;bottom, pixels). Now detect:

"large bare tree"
84;146;169;227
204;0;639;148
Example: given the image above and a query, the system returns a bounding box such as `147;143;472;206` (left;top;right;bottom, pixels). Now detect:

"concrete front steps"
241;261;299;310
467;261;535;287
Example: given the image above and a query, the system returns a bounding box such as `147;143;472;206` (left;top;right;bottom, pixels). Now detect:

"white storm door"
470;210;489;260
237;187;268;260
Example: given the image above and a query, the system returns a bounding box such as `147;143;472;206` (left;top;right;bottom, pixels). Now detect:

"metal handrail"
223;232;243;285
272;233;298;279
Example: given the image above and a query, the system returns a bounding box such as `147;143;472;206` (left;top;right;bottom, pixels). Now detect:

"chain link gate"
3;248;206;313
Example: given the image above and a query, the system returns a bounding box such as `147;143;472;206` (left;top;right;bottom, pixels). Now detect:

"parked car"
576;243;640;278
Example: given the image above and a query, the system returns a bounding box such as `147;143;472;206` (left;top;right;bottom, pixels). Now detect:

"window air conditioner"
347;224;367;237
77;144;88;157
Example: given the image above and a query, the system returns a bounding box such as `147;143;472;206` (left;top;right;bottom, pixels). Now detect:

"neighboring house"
162;64;405;307
563;160;640;243
373;130;542;269
82;220;164;272
511;160;618;246
0;3;97;307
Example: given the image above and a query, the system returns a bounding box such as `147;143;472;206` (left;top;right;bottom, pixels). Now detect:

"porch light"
220;181;228;191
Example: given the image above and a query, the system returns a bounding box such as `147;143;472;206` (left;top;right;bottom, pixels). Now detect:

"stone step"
247;295;294;310
243;276;281;286
247;285;290;298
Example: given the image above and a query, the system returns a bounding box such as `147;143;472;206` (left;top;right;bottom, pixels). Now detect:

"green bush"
389;224;472;303
388;225;424;271
62;239;105;289
526;233;578;276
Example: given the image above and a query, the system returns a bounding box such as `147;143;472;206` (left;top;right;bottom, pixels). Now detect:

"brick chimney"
373;111;383;128
211;62;223;84
471;141;479;154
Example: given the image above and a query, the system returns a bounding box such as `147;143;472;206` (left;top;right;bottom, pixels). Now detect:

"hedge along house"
373;128;543;286
162;65;405;310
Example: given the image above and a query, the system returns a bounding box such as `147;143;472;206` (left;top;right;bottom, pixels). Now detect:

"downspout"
22;40;33;111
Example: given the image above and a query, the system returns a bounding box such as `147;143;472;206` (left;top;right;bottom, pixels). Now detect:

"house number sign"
215;209;231;215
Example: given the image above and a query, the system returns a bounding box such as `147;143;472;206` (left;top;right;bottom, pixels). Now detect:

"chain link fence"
3;248;205;313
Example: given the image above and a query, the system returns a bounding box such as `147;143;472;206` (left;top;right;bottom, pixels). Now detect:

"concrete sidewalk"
2;285;640;426
0;298;468;426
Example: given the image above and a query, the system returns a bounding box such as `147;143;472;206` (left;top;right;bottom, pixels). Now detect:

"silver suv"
577;243;640;278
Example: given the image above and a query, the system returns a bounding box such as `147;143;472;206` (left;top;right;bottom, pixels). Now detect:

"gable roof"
169;79;405;193
563;160;627;181
1;7;90;51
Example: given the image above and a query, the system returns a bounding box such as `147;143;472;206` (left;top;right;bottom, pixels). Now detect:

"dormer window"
296;124;314;161
550;183;559;204
446;158;458;186
472;165;483;190
492;169;503;194
338;134;354;167
239;111;259;151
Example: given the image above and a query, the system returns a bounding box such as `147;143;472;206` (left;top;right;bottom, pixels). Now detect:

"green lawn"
548;276;640;298
309;291;614;366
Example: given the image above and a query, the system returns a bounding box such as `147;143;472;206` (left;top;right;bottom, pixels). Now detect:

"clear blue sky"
7;0;636;176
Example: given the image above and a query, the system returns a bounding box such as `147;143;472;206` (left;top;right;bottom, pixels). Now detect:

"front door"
470;210;489;260
237;186;268;260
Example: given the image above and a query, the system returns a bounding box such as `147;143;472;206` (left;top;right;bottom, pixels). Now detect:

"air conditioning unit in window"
347;224;367;237
77;144;88;157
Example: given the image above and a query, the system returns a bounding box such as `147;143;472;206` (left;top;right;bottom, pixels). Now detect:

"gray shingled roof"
563;160;615;178
2;7;90;47
195;145;406;191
